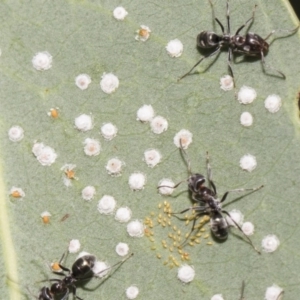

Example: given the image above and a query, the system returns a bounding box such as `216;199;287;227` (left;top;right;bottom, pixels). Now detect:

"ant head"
188;173;205;194
197;31;221;48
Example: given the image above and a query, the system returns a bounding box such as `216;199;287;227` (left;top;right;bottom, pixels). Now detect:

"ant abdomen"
71;255;95;277
210;212;228;240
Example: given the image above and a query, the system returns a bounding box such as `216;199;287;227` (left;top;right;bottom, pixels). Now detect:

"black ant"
178;0;299;84
30;252;133;300
159;140;263;253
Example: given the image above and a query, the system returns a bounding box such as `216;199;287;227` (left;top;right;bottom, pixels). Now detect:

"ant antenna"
179;138;192;175
222;210;261;254
98;253;133;275
177;47;221;82
157;139;193;191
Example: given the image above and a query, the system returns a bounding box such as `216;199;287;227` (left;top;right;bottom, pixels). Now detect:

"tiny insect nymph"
159;140;263;253
178;0;299;84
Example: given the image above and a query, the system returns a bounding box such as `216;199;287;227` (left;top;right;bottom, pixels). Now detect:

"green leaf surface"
1;0;300;299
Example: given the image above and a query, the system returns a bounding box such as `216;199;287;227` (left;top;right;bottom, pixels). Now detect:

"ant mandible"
178;0;299;85
32;252;133;300
159;140;263;253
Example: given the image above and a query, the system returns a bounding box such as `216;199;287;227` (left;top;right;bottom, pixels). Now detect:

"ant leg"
61;290;72;300
222;210;261;254
45;251;68;275
260;50;286;79
48;278;63;282
171;206;197;216
226;0;230;33
94;253;133;277
57;264;70;273
215;18;225;34
26;286;39;300
58;251;68;264
227;47;236;88
178;46;221;81
71;286;84;300
158;139;192;191
48;252;71;275
179;215;200;247
206;152;217;194
235;5;257;35
208;0;225;34
55;251;71;273
239;280;245;300
171;205;206;220
157;180;186;191
220;185;264;203
178;209;208;247
166;204;207;248
179;138;192;175
158;139;191;191
264;25;299;41
208;0;217;32
260;24;299;78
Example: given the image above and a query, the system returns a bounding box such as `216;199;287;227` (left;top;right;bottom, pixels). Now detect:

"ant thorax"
214;198;222;210
206;197;222;211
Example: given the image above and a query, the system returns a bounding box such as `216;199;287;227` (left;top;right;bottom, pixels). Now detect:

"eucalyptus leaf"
1;0;300;299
